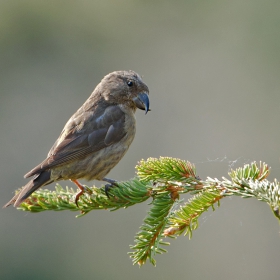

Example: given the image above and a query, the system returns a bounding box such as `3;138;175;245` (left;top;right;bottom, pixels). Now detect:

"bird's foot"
71;179;86;207
103;178;119;198
74;188;85;207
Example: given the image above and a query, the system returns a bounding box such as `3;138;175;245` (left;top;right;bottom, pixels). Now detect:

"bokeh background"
1;1;280;279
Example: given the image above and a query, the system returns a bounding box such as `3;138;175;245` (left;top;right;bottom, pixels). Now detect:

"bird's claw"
103;178;119;198
70;179;88;207
74;187;85;207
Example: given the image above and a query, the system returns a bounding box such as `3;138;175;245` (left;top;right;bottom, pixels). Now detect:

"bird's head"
100;70;150;114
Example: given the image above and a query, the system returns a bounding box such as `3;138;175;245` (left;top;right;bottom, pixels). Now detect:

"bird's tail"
3;170;52;208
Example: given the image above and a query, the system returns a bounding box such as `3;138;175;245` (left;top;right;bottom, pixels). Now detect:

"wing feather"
24;105;126;178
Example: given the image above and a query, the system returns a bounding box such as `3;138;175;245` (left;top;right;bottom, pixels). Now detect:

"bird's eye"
127;81;133;87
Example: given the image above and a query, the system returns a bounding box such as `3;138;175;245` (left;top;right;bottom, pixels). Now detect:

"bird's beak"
133;92;150;114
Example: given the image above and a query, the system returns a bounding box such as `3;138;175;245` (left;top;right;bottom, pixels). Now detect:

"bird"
4;70;150;208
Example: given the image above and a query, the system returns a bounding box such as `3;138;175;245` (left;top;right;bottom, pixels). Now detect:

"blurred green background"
1;1;280;279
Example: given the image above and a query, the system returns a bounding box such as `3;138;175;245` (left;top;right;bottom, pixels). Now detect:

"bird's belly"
51;131;135;181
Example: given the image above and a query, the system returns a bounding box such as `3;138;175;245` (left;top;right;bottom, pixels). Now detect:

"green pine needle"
14;158;280;266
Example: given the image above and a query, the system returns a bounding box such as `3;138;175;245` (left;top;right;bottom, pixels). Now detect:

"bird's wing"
24;105;127;178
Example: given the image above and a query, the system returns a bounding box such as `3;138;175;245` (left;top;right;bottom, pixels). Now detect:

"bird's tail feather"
3;171;52;208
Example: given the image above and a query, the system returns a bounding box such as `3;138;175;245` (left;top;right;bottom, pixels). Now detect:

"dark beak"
133;92;150;114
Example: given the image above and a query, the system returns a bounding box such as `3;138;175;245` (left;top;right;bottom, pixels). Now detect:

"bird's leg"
71;179;85;207
102;177;119;198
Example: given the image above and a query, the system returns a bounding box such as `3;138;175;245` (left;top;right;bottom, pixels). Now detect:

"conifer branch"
15;157;280;266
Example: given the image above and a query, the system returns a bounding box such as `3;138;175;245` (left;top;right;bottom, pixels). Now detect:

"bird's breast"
51;112;137;182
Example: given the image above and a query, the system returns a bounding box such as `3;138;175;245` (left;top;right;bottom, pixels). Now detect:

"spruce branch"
18;179;153;217
164;188;223;238
129;193;175;266
136;157;197;183
15;157;280;266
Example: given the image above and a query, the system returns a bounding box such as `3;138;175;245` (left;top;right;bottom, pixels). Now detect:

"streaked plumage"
4;70;149;207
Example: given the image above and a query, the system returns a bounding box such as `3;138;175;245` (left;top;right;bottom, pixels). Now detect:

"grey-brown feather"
4;171;52;207
25;105;127;178
4;70;149;207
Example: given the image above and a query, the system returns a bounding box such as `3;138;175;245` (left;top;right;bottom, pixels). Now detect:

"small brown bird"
4;70;149;208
